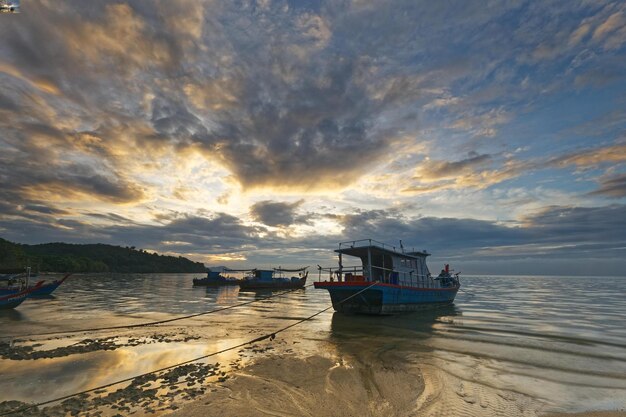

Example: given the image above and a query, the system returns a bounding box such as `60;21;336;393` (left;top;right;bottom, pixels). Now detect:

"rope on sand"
0;282;379;417
1;284;316;340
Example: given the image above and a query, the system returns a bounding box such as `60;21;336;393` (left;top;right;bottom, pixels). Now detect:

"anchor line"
1;284;316;341
0;282;379;417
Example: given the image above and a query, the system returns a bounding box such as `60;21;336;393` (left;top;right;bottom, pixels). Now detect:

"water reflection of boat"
193;270;239;286
330;305;460;337
238;267;308;290
204;285;240;305
315;239;460;315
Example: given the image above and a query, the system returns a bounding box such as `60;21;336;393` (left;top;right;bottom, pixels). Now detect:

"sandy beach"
166;349;626;417
167;353;423;417
545;413;626;417
1;275;624;417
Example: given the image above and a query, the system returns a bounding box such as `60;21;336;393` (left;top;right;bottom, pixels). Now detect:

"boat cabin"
323;239;438;288
252;269;274;281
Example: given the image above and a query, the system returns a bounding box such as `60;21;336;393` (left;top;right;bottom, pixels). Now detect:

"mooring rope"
1;283;316;340
0;282;379;416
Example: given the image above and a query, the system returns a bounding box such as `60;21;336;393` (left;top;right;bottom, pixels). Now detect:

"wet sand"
545;413;626;417
1;274;624;416
167;353;425;417
166;349;626;417
3;325;623;417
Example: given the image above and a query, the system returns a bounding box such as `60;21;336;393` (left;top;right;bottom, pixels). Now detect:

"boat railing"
318;264;437;287
317;265;364;282
0;268;30;291
273;266;309;279
338;238;427;255
370;265;430;279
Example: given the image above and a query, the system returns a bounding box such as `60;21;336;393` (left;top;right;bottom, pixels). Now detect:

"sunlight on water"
0;273;624;415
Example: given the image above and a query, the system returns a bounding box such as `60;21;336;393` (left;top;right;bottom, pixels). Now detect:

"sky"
0;0;625;276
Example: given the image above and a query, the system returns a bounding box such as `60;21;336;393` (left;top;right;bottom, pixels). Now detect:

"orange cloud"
61;4;175;73
0;62;60;95
550;144;626;168
399;154;530;195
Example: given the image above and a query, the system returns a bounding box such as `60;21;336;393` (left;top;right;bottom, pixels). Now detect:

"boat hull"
314;282;459;315
0;282;44;309
27;280;62;296
193;279;239;287
0;274;70;297
0;292;28;309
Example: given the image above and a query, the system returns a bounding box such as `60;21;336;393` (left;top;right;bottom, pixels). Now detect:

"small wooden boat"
193;270;239;286
314;239;460;314
0;281;44;309
238;267;308;290
28;273;71;296
0;273;71;297
0;273;25;296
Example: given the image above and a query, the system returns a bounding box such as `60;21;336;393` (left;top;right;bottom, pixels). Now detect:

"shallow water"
0;274;625;415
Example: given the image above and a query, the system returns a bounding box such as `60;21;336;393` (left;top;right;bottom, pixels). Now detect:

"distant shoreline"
0;237;207;274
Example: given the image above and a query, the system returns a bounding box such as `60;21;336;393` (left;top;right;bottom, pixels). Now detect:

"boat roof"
274;266;308;272
335;239;430;259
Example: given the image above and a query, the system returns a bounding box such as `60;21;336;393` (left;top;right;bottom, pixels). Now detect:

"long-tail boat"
0;273;71;297
192;270;239;286
0;281;44;309
314;239;460;314
238;267;308;290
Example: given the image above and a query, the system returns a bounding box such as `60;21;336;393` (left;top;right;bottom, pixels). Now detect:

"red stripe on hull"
313;281;459;292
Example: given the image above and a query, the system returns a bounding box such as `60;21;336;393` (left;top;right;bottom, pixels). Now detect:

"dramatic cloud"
1;1;625;275
401;153;527;194
338;205;626;261
589;174;626;198
250;200;309;227
550;144;626;169
0;212;265;255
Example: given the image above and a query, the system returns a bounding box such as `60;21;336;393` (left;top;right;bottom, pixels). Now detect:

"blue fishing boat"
0;273;71;297
0;281;44;309
239;267;308;290
314;239;460;314
28;273;71;296
0;273;25;296
193;270;239;286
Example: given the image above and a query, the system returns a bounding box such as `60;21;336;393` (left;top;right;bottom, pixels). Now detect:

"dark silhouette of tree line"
0;237;207;273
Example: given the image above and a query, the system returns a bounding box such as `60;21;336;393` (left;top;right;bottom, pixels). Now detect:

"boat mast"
367;245;372;282
338;253;343;282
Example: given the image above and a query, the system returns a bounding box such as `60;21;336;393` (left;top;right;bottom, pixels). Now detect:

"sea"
0;274;625;416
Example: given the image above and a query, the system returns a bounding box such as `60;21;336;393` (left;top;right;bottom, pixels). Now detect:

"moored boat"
314;239;460;314
238;267;308;290
0;273;26;296
27;273;71;296
193;270;239;286
0;281;44;309
0;272;71;297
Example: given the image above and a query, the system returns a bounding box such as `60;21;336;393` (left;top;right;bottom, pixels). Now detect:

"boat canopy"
335;239;429;259
273;266;309;272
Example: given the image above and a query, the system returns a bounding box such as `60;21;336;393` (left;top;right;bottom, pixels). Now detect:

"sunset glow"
1;1;625;275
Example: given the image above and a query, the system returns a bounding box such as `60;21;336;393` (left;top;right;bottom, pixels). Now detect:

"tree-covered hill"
0;237;207;273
